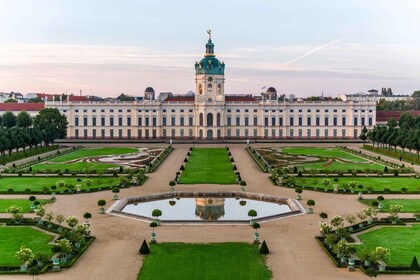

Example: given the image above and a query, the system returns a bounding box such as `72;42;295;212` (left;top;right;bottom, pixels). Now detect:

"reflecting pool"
121;197;292;221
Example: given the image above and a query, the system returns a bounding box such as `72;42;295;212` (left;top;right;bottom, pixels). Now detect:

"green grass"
31;147;138;172
0;227;54;266
296;161;385;171
360;199;420;213
137;243;271;280
283;147;367;162
0;177;120;192
0;199;52;213
294;177;420;192
356;224;420;266
49;147;138;162
179;148;236;184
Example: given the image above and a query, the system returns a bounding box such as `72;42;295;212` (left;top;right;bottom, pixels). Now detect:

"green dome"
195;38;225;75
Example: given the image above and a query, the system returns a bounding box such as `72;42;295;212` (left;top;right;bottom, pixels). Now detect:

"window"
236;109;240;113
75;109;79;113
316;109;320;113
279;117;283;126
180;109;184;112
354;117;358;126
118;117;123;126
298;117;302;126
110;109;114;112
342;109;346;112
264;117;269;126
245;129;249;137
138;129;142;138
316;129;320;139
236;129;240;137
325;109;329;112
75;129;79;138
152;117;157;126
290;117;294;126
307;109;311;112
254;129;258;138
325;129;328;138
361;117;365;126
189;116;193;126
101;117;105;126
333;129;337;138
333;109;337;113
189;109;193;113
189;129;193;138
101;110;105;113
127;109;131;113
162;129;167;138
272;117;276;126
145;117;149;126
290;129;294;138
171;117;176;126
83;117;88;126
110;117;114;126
324;117;329;126
110;129;114;139
138;117;142;126
298;109;302;113
180;116;184;126
333;117;337;126
171;109;175;113
245;117;249;126
180;129;184;137
75;117;79;126
127;117;131;126
127;129;131;139
118;109;122;113
92;117;96;126
307;117;311;126
253;117;258;126
254;109;258;113
227;129;231;137
316;117;320;126
101;129;105;138
118;129;123;138
342;129;346;138
236;116;240;126
369;117;373;126
342;117;346;126
307;129;311;139
162;109;167;113
162;117;167;126
227;116;232;126
84;129;88;139
290;109;294;112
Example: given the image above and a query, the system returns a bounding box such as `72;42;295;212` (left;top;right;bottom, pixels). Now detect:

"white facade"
46;34;376;141
341;92;412;103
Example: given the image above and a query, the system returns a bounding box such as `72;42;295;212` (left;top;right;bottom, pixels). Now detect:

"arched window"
217;113;221;126
217;84;222;95
207;113;213;127
199;113;204;126
207;84;212;95
199;84;203;95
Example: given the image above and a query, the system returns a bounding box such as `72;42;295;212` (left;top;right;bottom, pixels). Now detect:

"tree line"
361;111;420;156
0;108;68;157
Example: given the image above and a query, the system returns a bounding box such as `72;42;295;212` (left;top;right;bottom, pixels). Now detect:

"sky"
0;0;420;98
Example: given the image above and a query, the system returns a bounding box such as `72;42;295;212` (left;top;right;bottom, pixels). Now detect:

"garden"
137;243;271;280
360;199;420;213
0;198;52;213
178;148;237;184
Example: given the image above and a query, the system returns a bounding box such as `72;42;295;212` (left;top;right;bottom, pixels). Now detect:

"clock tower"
194;30;226;140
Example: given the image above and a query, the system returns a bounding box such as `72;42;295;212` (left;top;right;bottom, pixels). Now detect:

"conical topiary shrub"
411;256;420;271
139;240;150;255
259;240;269;254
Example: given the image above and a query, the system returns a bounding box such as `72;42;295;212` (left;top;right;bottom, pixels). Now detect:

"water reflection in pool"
122;197;292;221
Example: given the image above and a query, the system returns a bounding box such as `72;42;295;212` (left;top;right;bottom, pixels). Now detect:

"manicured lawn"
30;147;138;172
356;224;420;266
179;148;236;184
296;161;384;171
49;147;138;162
282;147;367;163
0;199;52;213
360;199;420;212
294;177;420;192
0;177;120;192
137;243;271;280
0;227;54;266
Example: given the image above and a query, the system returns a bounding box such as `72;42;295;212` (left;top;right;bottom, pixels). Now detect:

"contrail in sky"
283;36;349;65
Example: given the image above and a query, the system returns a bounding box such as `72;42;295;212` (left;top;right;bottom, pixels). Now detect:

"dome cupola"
195;30;225;75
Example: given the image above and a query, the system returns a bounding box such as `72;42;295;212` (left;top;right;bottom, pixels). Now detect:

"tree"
365;268;377;278
359;126;368;144
54;239;73;260
16;111;32;128
7;205;23;221
4;98;17;103
28;266;40;280
248;209;258;222
319;212;328;220
15;245;34;269
306;200;315;214
139;240;150;255
2;111;16;128
66;216;79;229
33;108;68;145
98;199;106;214
83;212;92;222
152;209;162;222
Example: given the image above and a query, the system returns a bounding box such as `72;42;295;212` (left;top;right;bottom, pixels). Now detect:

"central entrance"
207;129;213;139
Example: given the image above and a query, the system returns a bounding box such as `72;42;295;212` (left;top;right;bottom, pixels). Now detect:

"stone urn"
151;232;157;244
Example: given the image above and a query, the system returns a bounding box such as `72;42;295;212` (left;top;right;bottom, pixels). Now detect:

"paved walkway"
1;143;419;280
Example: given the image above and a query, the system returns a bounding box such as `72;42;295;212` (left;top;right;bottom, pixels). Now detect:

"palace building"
46;32;376;141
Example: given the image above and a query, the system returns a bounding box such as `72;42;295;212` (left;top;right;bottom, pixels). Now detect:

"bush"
293;166;298;173
230;157;234;162
119;166;124;173
233;165;237;170
394;170;399;176
139;239;150;255
259;240;269;254
384;166;389;173
411;256;420;271
180;165;185;171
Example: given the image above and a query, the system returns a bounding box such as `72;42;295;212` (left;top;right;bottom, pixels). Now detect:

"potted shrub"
15;245;34;272
319;222;332;236
152;209;162;225
150;221;158;243
35;205;45;224
252;222;261;244
319;212;328;221
248;209;257;225
51;185;57;199
169;180;176;192
295;187;303;200
239;180;247;191
389;204;402;224
358;247;372;267
98;199;106;214
371;247;391;272
66;216;79;231
324;233;338;250
34;252;50;268
333;239;351;264
323;178;330;191
306;199;315;214
330;215;344;231
29;196;37;212
356;211;367;227
54;239;73;263
83;212;92;234
112;187;120;200
413;211;420;222
344;214;357;231
7;205;23;223
45;211;55;228
55;214;65;232
377;196;385;209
